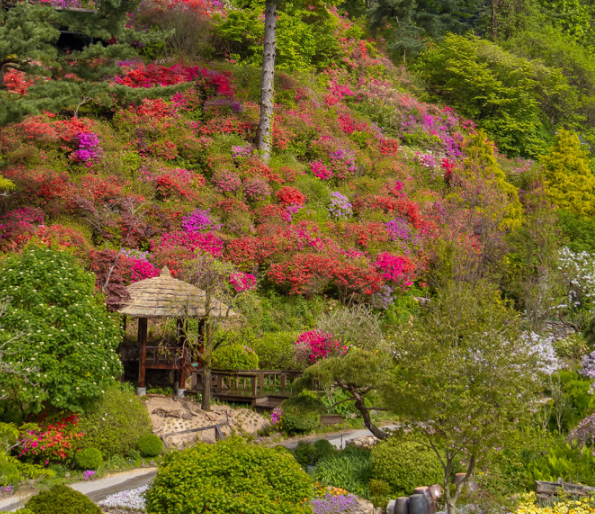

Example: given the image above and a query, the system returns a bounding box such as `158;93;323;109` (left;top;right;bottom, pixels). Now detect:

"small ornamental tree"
542;129;595;217
384;281;541;514
0;247;123;414
300;349;390;440
183;254;257;411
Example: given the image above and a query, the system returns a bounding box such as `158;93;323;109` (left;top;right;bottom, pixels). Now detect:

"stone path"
279;425;396;450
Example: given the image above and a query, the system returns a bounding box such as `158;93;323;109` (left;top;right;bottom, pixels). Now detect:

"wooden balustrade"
190;368;302;396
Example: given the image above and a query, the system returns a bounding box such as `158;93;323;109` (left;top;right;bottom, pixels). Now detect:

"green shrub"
369;479;391;507
77;388;152;458
14;510;34;514
292;441;318;467
371;435;443;497
75;448;103;470
25;484;101;514
138;434;164;458
0;247;123;415
144;438;313;514
314;446;372;499
250;332;301;369
282;394;326;415
283;412;320;435
212;344;259;370
313;439;335;460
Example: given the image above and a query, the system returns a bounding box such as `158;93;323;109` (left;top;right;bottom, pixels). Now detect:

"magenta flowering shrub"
212;169;242;194
311;161;333;180
373;252;415;290
0;207;45;242
73;132;102;164
271;406;284;426
328;192;352;220
128;258;160;282
295;330;347;364
181;209;222;233
244;178;271;201
229;271;257;292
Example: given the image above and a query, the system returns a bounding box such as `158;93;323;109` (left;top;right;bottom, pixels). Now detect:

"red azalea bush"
20;414;84;465
276;186;306;206
229;271;257;292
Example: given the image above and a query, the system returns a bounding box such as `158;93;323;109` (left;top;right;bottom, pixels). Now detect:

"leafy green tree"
0;247;123;415
542;129;595;217
413;33;572;156
0;1;180;125
300;349;391;439
384;281;541;514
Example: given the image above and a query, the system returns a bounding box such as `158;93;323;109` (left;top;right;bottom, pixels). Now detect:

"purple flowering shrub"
329;192;352;220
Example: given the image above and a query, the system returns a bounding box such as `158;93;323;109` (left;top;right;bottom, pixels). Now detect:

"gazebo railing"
145;346;188;370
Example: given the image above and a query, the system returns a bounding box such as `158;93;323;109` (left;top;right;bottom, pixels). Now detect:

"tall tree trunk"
491;0;500;40
257;0;277;164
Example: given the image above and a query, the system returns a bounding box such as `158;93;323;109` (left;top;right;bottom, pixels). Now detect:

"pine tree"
0;1;181;125
542;129;595;217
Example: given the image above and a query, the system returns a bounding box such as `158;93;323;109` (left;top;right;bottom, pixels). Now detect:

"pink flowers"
229;272;256;292
311;161;333;180
373;252;415;290
295;330;347;364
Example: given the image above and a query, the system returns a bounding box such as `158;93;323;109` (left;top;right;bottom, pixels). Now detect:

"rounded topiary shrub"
371;435;443;496
314;439;335;460
25;484;101;514
212;344;259;370
145;438;313;514
283;412;320;435
75;448;103;470
138;434;164;458
292;441;318;467
77;388;152;458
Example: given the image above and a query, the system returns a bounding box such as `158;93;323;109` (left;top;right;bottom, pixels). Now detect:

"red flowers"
276;186;306;206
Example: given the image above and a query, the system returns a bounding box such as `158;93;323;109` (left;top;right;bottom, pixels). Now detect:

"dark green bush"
313;439;335;460
314;446;372;499
292;441;318;467
25;484;101;514
144;438;313;514
371;435;443;496
75;448;103;470
369;479;391;508
77;388;152;458
283;412;320;435
138;434;164;458
282;394;326;415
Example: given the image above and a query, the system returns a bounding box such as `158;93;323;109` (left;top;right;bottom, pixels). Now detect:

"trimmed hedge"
145;438;313;514
138;434;164;458
371;435;443;496
25;484;101;514
75;448;103;470
212;344;259;370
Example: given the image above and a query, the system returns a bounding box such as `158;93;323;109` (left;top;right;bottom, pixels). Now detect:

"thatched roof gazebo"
118;267;237;396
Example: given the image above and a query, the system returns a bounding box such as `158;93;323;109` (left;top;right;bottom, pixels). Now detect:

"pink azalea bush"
295;330;347;364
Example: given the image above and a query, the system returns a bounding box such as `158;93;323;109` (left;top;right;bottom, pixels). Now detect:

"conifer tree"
0;0;180;125
542;129;595;217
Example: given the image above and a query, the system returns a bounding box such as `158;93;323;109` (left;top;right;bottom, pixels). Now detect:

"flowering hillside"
0;2;538;328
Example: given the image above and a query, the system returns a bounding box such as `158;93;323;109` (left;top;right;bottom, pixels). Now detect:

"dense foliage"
0;248;122;414
75;388;152;459
145;438;314;514
25;484;101;514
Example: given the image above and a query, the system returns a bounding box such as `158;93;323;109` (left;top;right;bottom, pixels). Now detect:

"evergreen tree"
0;1;180;125
542;129;595;217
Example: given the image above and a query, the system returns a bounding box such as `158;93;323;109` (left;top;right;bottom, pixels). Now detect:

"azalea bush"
20;414;83;465
295;330;346;364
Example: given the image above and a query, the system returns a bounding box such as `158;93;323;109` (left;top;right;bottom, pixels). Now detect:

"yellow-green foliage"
460;130;523;230
0;176;15;191
542;129;595;217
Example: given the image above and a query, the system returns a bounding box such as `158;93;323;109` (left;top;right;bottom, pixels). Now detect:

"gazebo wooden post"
137;317;148;395
175;318;187;397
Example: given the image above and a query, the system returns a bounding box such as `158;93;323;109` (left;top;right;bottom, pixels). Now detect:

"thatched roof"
118;267;237;319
